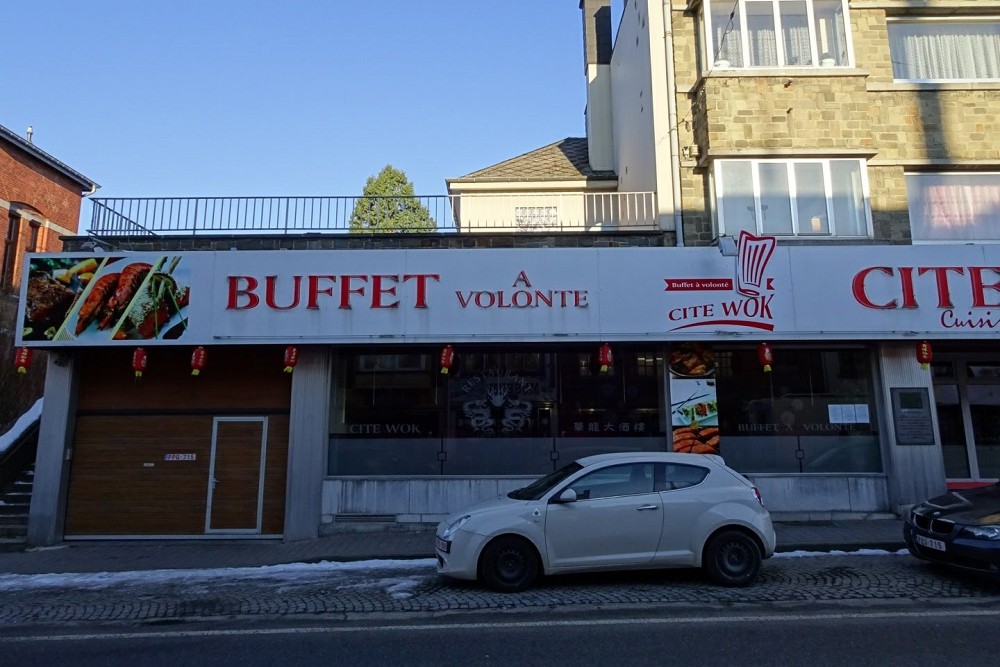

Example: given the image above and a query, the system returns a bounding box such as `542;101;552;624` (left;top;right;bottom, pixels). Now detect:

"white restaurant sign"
17;240;1000;347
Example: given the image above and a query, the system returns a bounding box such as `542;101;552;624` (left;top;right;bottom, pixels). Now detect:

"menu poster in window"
669;343;720;455
891;387;935;446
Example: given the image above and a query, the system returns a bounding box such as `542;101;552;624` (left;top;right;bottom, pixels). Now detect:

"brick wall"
1;144;84;231
1;142;87;289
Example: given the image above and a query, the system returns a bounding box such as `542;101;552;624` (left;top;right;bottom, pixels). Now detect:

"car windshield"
508;462;583;501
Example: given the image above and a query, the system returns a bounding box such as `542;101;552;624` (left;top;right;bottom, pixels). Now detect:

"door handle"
636;504;659;511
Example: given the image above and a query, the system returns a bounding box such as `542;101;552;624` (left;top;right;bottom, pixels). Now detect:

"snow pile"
0;398;43;456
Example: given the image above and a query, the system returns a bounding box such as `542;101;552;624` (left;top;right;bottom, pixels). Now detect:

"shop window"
969;385;1000;479
905;173;1000;243
328;347;668;476
715;159;871;238
714;346;882;473
328;352;444;476
934;383;971;479
704;0;851;69
888;19;1000;82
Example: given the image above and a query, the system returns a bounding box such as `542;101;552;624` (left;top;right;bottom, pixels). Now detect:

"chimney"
581;0;613;171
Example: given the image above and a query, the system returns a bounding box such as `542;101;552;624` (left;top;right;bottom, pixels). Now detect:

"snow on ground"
774;548;909;558
0;398;42;456
0;551;908;593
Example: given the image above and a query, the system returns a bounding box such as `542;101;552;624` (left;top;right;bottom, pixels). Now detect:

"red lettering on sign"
227;276;260;310
853;265;1000;310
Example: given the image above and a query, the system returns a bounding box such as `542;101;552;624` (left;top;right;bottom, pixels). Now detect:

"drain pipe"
663;0;684;246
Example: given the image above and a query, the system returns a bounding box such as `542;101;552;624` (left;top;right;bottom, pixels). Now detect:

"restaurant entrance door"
932;356;1000;485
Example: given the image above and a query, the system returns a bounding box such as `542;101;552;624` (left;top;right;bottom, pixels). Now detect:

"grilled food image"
673;426;720;455
670;343;716;377
98;262;152;330
120;272;190;340
26;273;77;329
75;272;120;335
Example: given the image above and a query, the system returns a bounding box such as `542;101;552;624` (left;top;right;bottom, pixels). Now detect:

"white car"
435;452;775;592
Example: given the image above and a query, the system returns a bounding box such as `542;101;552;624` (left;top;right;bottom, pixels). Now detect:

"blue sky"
4;1;615;204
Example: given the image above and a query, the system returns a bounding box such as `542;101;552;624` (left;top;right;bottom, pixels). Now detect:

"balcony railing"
88;192;658;236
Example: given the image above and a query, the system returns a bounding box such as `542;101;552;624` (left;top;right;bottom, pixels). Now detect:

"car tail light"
751;487;764;506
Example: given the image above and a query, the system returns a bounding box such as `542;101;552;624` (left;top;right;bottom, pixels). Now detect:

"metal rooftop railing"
88;192;658;236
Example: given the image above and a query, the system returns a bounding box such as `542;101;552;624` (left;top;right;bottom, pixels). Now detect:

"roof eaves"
0;123;100;193
447;173;618;185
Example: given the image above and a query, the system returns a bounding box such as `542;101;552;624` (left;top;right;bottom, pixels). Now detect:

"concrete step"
0;537;27;553
0;498;31;514
0;509;28;520
0;523;27;538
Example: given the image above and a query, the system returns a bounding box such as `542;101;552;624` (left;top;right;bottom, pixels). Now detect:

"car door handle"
636;504;659;511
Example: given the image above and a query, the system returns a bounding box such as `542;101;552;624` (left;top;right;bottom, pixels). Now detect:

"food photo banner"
17;243;1000;347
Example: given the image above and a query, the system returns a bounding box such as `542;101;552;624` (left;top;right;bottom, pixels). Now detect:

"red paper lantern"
132;347;148;379
283;345;299;373
439;345;455;375
916;340;933;370
758;342;773;373
190;346;207;376
14;347;32;374
598;343;614;373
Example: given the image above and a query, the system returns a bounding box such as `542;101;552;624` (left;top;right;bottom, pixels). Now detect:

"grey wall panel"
27;353;78;546
878;344;947;511
283;346;331;541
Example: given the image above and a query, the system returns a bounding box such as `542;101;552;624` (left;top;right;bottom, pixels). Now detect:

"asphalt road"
2;606;999;666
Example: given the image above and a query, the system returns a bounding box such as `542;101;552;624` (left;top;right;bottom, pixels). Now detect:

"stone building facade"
665;0;1000;246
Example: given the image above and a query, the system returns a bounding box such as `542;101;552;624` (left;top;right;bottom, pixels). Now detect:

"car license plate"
915;534;946;552
435;537;451;553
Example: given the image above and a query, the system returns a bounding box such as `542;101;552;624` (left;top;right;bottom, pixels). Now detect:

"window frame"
904;171;1000;244
1;211;21;288
713;158;874;239
887;17;1000;84
703;0;855;70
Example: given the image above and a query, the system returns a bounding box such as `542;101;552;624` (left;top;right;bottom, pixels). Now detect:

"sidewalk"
0;519;905;576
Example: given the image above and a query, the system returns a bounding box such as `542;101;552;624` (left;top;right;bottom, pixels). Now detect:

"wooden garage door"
65;413;289;536
65;346;291;537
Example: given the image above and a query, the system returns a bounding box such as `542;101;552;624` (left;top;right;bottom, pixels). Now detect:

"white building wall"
610;0;658;193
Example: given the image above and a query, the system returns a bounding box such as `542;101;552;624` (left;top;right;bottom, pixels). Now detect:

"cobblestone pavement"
0;552;998;627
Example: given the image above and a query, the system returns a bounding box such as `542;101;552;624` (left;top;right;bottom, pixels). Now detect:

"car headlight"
441;515;472;540
961;525;1000;540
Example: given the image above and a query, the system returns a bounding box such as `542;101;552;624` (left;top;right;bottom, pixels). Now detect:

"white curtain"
890;23;1000;80
911;178;1000;241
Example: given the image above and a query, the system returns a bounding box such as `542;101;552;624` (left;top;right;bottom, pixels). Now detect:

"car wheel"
703;530;762;587
479;536;539;593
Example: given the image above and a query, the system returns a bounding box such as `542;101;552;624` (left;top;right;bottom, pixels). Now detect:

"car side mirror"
554;488;578;504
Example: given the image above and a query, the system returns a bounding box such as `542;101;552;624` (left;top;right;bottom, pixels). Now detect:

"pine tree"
349;165;435;232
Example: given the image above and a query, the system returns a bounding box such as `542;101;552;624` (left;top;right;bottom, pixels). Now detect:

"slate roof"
448;137;616;184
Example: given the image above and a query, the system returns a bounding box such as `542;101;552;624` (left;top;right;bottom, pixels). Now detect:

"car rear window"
661;463;708;490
